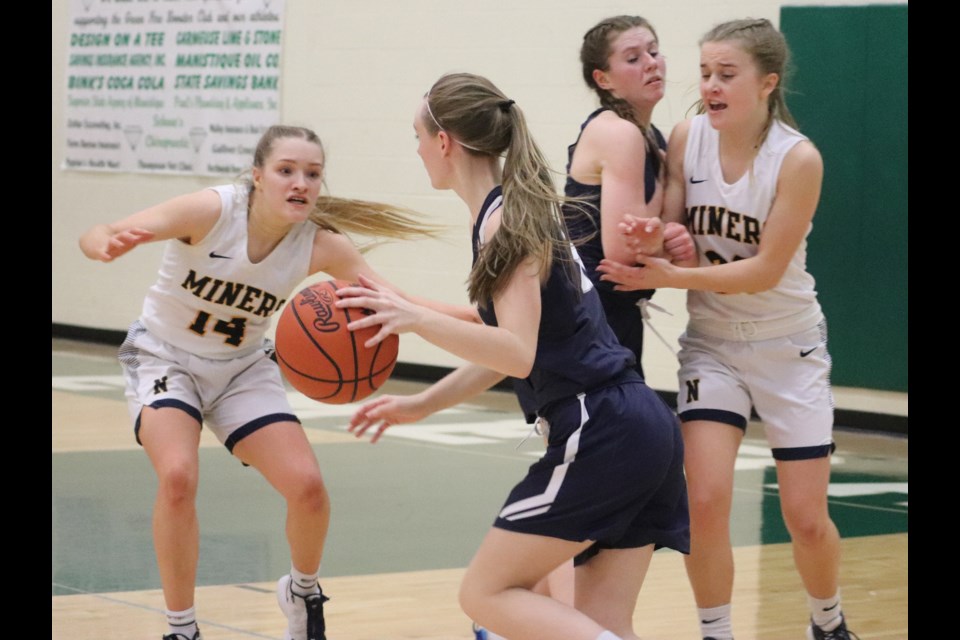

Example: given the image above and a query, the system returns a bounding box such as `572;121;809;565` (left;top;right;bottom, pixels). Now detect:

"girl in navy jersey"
78;125;473;640
338;73;689;640
462;18;700;640
564;15;696;381
598;19;855;640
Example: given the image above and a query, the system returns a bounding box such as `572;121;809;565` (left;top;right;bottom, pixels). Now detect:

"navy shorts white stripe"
494;372;689;561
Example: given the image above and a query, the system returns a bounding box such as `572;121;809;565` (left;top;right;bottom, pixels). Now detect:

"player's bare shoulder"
308;227;361;275
585;109;648;146
667;118;693;151
780;139;824;190
785;139;823;172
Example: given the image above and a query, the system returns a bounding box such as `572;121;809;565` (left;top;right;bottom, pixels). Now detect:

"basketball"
274;279;399;404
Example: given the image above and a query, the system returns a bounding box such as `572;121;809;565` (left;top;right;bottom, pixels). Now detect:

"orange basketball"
274;279;399;404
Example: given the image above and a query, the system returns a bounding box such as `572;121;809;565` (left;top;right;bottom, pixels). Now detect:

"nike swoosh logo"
690;177;708;184
701;617;722;624
209;251;232;259
800;347;817;357
822;602;839;611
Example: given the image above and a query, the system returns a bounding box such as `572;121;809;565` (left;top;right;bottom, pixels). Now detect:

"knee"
782;505;834;544
458;577;485;622
459;569;519;624
687;487;730;524
286;470;330;513
156;463;198;506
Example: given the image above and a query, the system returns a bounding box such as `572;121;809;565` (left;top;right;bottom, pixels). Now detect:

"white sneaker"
276;574;330;640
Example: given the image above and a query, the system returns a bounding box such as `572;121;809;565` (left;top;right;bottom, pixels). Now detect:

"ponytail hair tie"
498;99;515;112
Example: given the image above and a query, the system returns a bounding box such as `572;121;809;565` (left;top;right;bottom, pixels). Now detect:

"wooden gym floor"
52;338;908;639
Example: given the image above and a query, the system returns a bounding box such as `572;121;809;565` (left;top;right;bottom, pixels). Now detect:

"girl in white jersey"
78;125;473;640
597;18;856;640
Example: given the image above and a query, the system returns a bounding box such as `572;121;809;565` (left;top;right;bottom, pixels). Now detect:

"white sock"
698;604;733;640
290;564;320;596
166;606;198;638
484;630;507;640
808;592;842;630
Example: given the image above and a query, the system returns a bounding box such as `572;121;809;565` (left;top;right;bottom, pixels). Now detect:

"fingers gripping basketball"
274;279;399;404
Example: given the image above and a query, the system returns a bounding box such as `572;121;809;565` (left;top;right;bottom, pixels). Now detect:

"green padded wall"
780;5;907;392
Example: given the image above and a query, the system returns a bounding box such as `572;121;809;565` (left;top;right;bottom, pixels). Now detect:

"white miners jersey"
683;114;822;328
139;184;317;359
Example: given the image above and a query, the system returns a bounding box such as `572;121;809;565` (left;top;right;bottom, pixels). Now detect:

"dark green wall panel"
780;5;907;391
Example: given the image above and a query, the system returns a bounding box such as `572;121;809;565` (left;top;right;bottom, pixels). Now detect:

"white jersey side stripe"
499;393;587;521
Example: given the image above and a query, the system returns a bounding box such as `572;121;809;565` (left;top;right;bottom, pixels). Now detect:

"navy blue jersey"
561;109;667;377
472;186;635;415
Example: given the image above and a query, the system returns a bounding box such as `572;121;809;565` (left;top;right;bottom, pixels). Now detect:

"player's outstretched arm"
79;226;156;262
409;296;482;323
79;189;222;262
337;271;539;379
310;231;481;324
349;363;504;443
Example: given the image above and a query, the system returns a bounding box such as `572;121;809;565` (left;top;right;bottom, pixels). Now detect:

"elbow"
78;237;94;260
505;350;535;379
508;361;534;380
717;258;786;294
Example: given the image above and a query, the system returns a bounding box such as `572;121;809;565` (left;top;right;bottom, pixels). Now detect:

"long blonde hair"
423;73;579;305
247;125;440;242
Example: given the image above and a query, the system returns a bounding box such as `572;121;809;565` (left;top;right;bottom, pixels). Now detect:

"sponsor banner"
63;0;285;176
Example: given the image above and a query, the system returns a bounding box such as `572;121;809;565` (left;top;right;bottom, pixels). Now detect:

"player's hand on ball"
336;274;422;348
348;394;429;443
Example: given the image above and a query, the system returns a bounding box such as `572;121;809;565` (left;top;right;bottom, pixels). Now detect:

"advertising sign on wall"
63;0;286;176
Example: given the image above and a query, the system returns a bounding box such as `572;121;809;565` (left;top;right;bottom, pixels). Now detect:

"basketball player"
563;15;696;379
78;125;474;640
469;18;699;640
338;73;690;640
598;19;856;640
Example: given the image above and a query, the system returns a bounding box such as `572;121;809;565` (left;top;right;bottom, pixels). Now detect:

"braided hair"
580;15;664;177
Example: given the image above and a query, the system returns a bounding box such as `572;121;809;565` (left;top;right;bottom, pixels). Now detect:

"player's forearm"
417;363;506;413
413;308;534;379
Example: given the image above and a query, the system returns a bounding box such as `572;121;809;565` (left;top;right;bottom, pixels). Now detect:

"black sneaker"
162;631;202;640
807;614;860;640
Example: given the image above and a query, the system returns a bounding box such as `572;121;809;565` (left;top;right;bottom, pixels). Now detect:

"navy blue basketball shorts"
493;377;690;564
